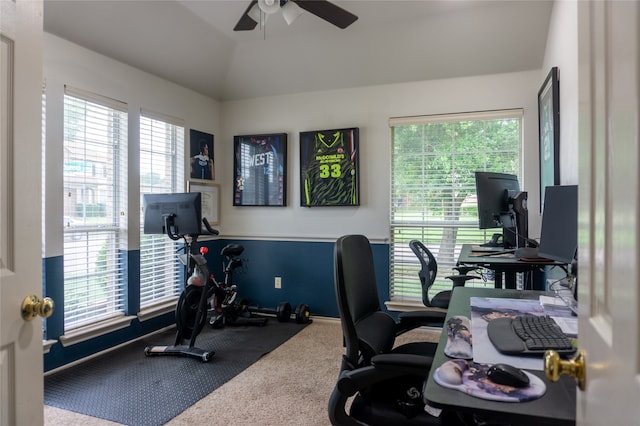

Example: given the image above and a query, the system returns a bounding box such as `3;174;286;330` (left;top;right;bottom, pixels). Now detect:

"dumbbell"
294;303;312;324
276;302;311;324
250;301;311;324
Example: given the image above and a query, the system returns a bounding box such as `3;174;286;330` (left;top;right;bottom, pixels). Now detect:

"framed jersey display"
300;127;359;207
233;133;287;206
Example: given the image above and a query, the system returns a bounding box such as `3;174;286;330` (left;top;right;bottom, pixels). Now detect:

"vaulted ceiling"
43;0;554;101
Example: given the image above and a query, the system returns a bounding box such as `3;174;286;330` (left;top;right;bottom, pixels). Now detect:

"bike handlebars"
162;214;219;240
202;217;219;236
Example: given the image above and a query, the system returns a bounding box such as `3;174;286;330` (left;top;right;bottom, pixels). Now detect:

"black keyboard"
487;315;576;356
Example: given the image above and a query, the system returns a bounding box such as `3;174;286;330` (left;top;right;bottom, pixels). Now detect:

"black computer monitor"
474;171;529;248
537;185;578;265
143;192;202;238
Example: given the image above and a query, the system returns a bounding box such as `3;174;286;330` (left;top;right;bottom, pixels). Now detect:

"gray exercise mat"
45;320;309;425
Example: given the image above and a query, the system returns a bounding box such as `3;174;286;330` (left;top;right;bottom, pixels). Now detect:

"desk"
458;244;561;289
423;287;576;426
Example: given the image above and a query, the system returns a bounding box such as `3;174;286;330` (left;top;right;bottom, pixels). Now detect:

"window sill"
137;298;179;322
43;339;57;354
59;315;136;347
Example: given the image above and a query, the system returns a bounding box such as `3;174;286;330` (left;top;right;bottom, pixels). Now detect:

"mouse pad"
444;315;473;359
433;359;546;402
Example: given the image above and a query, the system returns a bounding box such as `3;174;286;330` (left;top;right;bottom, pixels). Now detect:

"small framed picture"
187;180;220;225
190;129;214;181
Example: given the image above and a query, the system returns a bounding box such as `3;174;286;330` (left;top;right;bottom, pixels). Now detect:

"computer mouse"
486;363;530;388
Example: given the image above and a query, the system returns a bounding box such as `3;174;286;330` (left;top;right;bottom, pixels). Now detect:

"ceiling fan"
234;0;358;31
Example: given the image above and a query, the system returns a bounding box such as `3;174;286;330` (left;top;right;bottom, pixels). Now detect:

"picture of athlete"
191;139;214;180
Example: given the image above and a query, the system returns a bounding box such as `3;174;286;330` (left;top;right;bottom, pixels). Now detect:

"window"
139;111;185;308
63;86;128;330
389;110;523;302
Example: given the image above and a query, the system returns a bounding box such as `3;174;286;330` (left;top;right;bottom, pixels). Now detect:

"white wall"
43;33;546;249
43;34;221;257
541;0;579;185
221;71;545;241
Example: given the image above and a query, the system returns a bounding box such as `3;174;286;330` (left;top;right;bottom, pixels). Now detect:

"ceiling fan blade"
234;0;259;31
293;0;358;29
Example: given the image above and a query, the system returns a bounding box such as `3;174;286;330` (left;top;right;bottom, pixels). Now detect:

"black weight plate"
294;303;311;324
276;301;292;322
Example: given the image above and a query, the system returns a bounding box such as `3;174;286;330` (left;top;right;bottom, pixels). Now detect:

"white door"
0;0;45;425
576;0;640;423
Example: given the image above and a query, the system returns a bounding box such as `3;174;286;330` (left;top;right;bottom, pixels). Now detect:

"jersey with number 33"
302;129;358;206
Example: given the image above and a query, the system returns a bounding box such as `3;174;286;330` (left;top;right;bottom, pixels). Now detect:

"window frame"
389;109;524;304
139;110;185;309
62;86;128;331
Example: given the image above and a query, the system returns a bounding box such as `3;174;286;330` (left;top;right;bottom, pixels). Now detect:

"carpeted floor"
45;318;440;426
44;319;309;426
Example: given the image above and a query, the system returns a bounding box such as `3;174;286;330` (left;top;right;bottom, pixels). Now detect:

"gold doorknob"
544;349;586;391
21;295;55;321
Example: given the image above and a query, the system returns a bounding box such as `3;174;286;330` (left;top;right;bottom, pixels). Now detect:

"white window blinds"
389;110;523;302
139;111;185;308
63;86;128;330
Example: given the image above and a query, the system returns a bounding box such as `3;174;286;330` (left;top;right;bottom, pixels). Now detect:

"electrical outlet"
274;276;282;289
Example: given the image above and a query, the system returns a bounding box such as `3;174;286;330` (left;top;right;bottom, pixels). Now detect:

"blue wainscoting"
200;238;390;317
42;238;390;371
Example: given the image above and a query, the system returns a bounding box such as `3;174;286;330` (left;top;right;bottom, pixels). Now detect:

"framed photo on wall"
299;127;359;207
233;133;287;206
190;129;214;181
187;180;220;225
538;67;560;212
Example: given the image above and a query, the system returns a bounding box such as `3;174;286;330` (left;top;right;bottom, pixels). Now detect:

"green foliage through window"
390;110;523;302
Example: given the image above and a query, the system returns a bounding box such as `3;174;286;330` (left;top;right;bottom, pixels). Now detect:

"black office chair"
328;234;466;426
409;240;479;309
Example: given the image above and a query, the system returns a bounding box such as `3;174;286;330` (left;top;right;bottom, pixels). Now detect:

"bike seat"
221;244;244;258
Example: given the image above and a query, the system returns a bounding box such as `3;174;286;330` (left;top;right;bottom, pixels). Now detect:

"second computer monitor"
475;171;520;229
474;171;528;248
537;185;578;265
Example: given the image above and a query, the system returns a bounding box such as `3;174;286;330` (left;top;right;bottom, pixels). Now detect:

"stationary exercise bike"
144;211;220;362
142;192;310;362
208;243;269;328
208;244;312;327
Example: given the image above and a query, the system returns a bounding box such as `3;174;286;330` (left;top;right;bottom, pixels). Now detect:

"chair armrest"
370;353;434;373
453;265;479;275
328;354;433;426
339;354;433;395
397;310;446;331
446;274;481;287
328;385;367;426
328;353;434;425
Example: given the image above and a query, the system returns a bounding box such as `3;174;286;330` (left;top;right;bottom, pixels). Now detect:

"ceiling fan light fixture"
234;0;358;32
258;0;280;15
282;1;303;26
247;4;262;23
